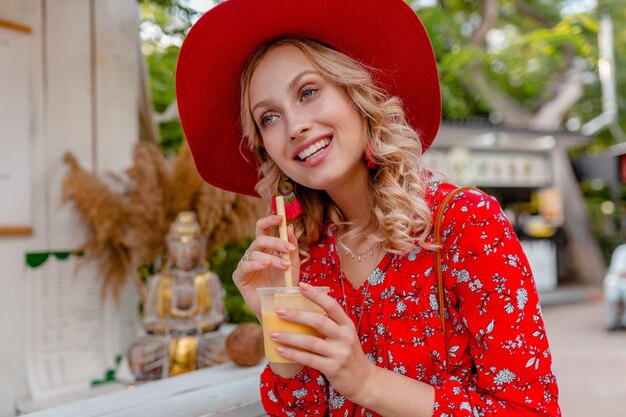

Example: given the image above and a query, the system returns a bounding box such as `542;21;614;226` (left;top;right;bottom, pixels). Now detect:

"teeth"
298;138;331;161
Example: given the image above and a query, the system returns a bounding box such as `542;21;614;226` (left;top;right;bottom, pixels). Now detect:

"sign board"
25;252;120;401
424;148;552;188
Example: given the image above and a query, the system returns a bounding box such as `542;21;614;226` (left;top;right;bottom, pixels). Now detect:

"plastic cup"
257;286;330;363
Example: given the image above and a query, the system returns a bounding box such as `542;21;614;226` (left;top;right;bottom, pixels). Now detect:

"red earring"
365;145;377;170
271;181;303;220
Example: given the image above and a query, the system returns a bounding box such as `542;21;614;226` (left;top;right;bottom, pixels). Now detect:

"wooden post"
551;145;606;285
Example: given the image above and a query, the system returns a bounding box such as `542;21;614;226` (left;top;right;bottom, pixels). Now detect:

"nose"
287;113;312;141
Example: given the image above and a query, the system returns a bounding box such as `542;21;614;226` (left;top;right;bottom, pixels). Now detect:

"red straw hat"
176;0;441;197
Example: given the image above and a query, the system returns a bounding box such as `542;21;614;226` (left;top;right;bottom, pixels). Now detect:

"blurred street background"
542;291;626;417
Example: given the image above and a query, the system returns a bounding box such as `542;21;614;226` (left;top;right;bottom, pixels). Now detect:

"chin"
294;181;326;191
304;178;343;193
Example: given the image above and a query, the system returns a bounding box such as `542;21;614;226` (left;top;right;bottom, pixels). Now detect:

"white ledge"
21;362;266;417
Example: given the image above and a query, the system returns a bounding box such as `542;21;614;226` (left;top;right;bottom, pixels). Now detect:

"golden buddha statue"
128;211;228;380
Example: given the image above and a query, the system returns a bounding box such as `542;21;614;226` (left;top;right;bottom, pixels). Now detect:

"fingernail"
269;332;279;340
275;346;286;354
300;282;312;291
281;260;291;268
285;243;296;251
275;308;286;316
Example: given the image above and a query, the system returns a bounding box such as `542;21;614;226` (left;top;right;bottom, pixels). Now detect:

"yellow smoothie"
257;288;329;364
261;312;322;363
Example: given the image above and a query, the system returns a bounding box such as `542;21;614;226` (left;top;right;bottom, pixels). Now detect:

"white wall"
0;1;139;415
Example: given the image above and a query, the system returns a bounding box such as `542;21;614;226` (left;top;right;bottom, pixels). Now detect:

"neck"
326;164;371;224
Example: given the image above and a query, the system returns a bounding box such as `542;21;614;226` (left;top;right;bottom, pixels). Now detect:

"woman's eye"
300;88;317;101
260;114;278;127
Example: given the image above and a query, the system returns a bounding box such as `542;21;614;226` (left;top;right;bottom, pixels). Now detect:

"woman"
176;0;561;416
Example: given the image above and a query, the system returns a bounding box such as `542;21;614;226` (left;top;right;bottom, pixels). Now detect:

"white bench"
21;362;266;417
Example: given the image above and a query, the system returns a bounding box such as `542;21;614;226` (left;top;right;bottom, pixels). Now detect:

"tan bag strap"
434;186;475;374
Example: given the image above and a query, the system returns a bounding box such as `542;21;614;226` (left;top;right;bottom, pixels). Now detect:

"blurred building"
574;143;626;201
425;120;602;290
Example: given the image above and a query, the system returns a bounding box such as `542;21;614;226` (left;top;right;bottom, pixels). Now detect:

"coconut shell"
226;323;265;366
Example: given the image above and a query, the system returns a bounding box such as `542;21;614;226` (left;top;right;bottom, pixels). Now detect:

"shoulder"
425;181;513;253
425;180;501;223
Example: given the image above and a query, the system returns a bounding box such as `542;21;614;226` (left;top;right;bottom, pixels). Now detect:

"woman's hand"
268;282;376;402
233;214;300;319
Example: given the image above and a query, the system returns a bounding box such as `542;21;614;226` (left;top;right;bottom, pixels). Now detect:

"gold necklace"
335;232;378;334
339;241;380;263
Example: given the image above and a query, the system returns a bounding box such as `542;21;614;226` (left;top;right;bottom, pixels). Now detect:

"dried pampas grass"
124;142;173;268
62;141;264;300
61;153;131;299
170;143;204;215
197;183;265;257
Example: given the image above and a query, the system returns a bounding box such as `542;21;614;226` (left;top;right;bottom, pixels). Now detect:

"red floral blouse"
260;182;561;416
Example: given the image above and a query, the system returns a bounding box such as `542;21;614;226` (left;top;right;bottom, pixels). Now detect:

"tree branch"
463;0;533;125
513;0;556;28
154;100;180;124
529;68;585;130
469;0;499;47
529;45;584;130
466;63;534;125
537;45;575;108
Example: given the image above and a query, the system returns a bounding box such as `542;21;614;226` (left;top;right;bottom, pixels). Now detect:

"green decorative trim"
26;253;49;268
25;251;83;268
91;354;123;387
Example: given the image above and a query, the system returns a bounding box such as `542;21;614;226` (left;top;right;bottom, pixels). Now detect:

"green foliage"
210;239;258;324
91;355;123;387
410;0;626;159
143;45;186;151
417;7;491;118
139;0;198;39
488;14;597;109
159;120;185;154
145;45;179;113
140;1;200;152
414;1;607;122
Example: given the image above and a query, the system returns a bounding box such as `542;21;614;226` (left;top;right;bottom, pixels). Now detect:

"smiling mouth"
296;138;332;162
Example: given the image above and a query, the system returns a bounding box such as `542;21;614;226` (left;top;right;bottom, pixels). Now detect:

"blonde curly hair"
240;37;434;255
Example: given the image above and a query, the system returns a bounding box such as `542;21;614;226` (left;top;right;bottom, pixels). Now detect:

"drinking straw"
274;196;294;287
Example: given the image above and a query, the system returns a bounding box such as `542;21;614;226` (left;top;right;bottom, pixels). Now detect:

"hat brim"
176;0;441;197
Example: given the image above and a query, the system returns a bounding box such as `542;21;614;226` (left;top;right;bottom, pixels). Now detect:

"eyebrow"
288;69;317;91
251;69;319;114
